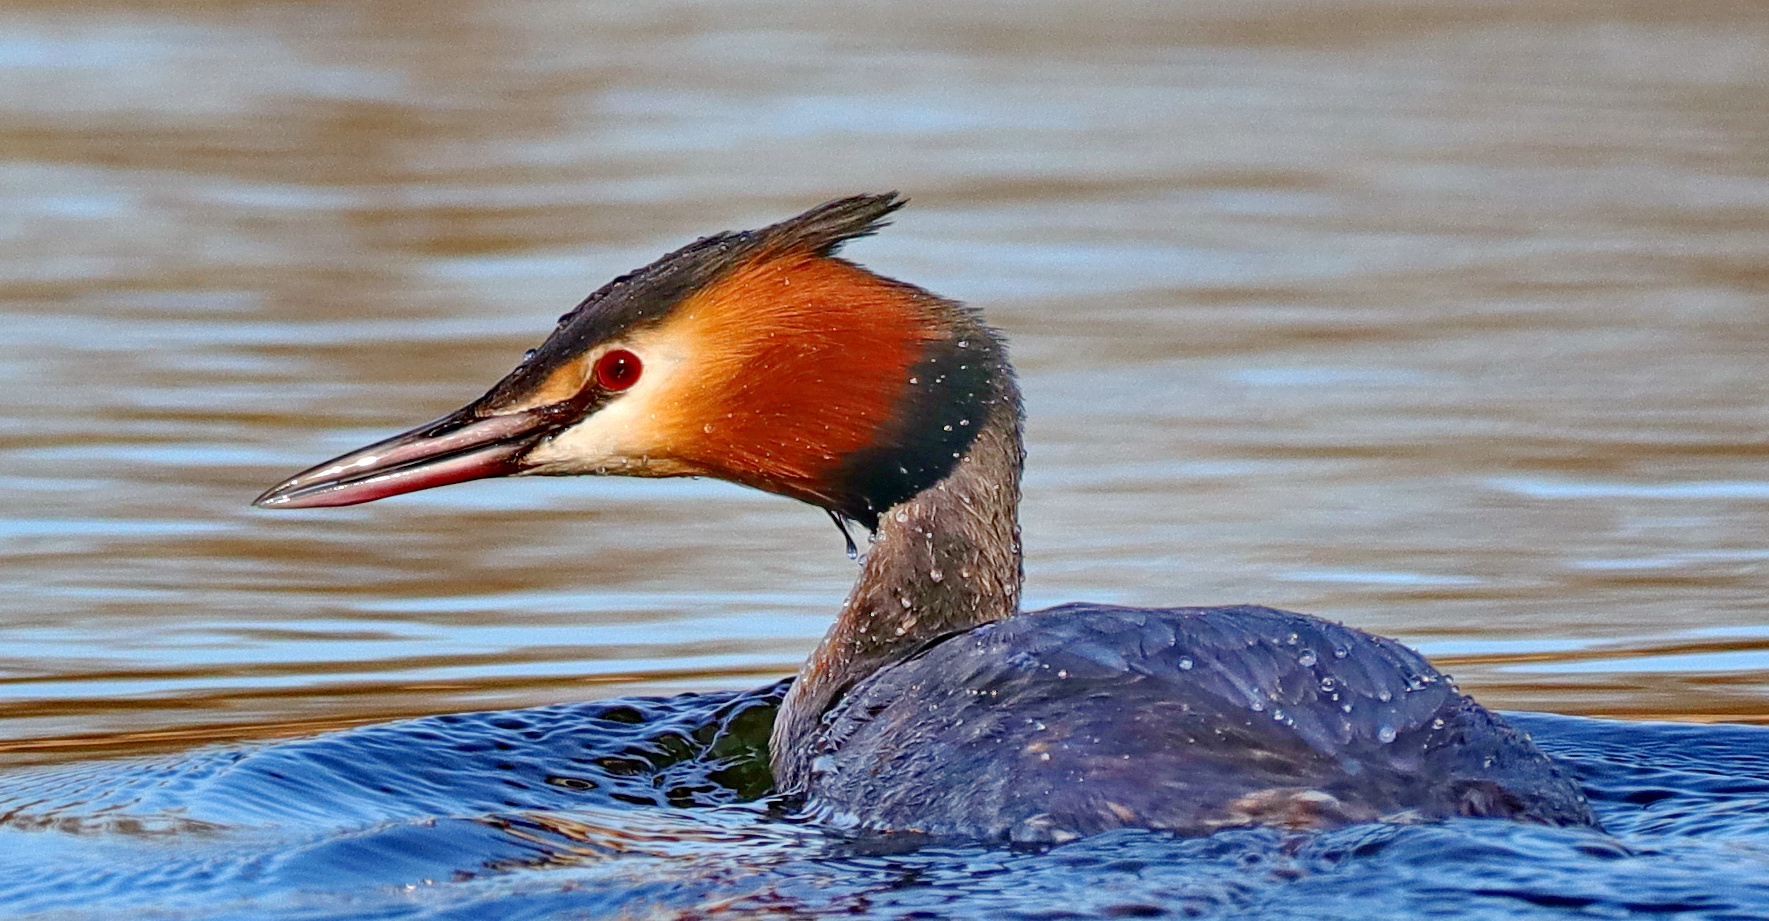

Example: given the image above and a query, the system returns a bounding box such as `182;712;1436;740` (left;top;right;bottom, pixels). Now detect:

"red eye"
594;349;643;391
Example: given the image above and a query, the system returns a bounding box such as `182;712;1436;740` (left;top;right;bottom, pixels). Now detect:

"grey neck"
770;383;1024;791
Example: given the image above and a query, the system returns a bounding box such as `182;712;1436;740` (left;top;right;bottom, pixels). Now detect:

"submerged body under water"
1;679;1766;920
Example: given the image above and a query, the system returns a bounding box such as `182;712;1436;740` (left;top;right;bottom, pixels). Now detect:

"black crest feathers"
481;194;906;412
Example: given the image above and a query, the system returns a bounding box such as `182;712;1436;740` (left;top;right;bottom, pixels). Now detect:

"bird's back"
799;604;1598;843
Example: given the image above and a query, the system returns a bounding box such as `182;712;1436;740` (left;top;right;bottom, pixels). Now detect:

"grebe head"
255;194;1009;529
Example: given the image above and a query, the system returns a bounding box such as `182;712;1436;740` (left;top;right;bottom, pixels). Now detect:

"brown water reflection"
0;0;1765;764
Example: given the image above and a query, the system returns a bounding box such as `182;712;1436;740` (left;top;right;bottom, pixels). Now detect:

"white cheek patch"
522;342;691;476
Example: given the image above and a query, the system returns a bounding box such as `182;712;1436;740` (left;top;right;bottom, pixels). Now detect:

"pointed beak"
254;404;568;510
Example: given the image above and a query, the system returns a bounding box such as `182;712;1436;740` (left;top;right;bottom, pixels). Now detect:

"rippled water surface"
1;0;1766;917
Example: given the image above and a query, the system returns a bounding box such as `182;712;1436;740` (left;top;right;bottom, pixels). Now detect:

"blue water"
2;686;1766;920
2;0;1767;916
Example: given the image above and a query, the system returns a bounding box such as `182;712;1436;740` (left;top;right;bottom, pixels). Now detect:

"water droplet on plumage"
1178;657;1193;670
1431;718;1446;730
929;569;944;582
1298;650;1317;667
1378;726;1397;744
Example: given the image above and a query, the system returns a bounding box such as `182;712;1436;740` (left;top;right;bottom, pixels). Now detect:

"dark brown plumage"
257;196;1598;844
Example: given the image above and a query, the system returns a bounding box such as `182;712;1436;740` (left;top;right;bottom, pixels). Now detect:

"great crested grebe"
256;195;1597;843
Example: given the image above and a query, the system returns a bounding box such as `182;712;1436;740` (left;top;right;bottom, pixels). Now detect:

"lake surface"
0;0;1765;917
